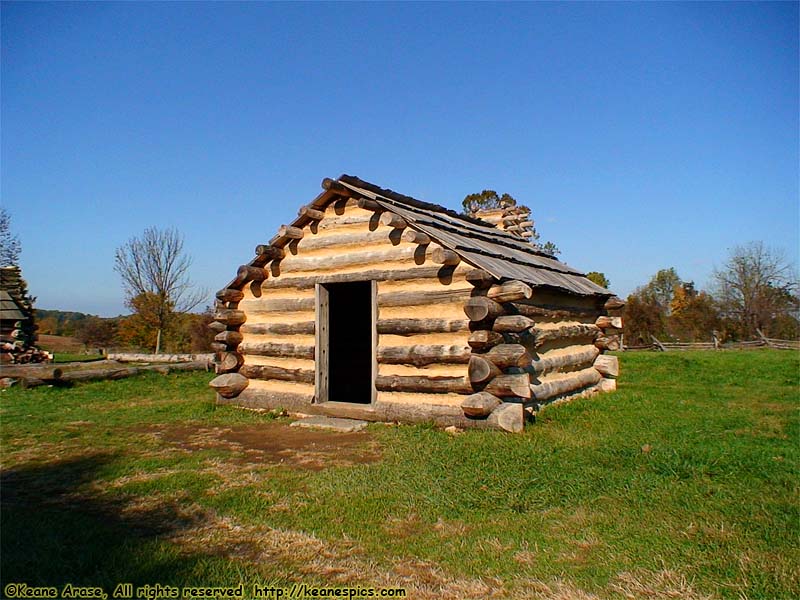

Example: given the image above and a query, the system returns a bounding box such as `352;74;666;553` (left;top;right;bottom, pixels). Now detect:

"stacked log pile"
473;201;534;240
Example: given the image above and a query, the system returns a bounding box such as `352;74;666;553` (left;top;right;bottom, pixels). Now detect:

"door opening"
317;281;375;404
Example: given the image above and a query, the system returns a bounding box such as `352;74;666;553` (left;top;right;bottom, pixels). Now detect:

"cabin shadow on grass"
1;454;219;590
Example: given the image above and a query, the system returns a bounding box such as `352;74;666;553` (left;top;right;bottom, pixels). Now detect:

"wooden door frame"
314;280;377;404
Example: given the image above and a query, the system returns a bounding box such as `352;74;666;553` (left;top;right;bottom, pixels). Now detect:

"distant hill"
37;309;106;336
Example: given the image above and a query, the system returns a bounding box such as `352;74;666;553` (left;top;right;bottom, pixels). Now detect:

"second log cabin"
210;175;624;432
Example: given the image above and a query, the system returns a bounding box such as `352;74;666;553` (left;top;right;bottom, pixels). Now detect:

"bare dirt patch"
135;421;382;470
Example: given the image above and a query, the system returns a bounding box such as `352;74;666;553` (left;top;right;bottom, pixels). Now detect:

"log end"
210;373;249;398
461;391;501;417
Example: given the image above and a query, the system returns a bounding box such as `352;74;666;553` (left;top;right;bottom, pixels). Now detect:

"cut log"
484;373;531;399
321;177;355;196
492;315;535;333
488;402;524;433
468;330;504;350
595;335;621;351
597;378;617;393
298;206;325;221
214;331;243;346
487;281;533;303
254;245;285;260
237;265;267;285
241;322;315;335
210;342;228;353
278;225;304;240
379;212;408;229
461;392;501;417
595;316;623;329
401;229;431;245
531;324;600;349
484;344;531;368
465;269;497;289
593;354;619;378
356;198;382;211
0;365;63;380
530;368;602;402
604;296;626;310
529;346;600;376
216;352;244;374
377;345;471;366
240;363;315;384
376;374;472;394
377;318;469;335
431;248;460;266
216;288;244;303
208;321;226;334
214;309;246;327
464;297;504;321
239;342;315;360
468;355;502;384
210;373;249;398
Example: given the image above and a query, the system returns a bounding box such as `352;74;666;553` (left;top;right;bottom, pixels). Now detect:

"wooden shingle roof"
333;176;611;298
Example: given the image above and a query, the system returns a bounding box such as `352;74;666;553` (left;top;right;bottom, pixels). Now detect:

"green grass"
52;352;107;363
1;351;798;599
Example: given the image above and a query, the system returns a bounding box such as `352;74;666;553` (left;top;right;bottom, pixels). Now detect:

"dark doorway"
324;281;374;404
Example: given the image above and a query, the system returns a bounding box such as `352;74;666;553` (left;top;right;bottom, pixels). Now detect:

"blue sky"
2;1;797;316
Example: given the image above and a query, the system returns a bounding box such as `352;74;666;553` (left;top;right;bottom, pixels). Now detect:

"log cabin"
210;175;624;432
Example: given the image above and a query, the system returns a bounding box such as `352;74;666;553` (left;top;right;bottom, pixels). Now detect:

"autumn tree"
75;316;118;350
586;272;610;288
461;190;560;255
711;242;799;339
668;282;720;341
624;267;683;343
114;227;205;353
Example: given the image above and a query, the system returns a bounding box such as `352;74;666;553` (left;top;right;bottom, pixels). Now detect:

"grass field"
1;351;797;599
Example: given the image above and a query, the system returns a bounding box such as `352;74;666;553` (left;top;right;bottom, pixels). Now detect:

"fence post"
651;335;666;352
756;329;770;348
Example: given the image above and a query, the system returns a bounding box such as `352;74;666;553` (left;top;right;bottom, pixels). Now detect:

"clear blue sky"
2;1;797;316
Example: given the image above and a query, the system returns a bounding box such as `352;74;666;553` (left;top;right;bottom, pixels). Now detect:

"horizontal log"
487;281;533;303
227;391;524;432
279;225;304;239
58;361;209;383
377;345;471;366
376;374;472;394
239;342;315;359
464;296;504;321
0;365;63;380
216;351;244;374
317;213;372;230
241;322;315;335
251;297;315;312
483;373;531;399
254;245;285;260
298;206;325;221
379;288;470;308
493;315;535;333
595;316;623;329
261;266;447;290
461;392;501;417
508;303;601;320
208;321;227;334
210;342;228;353
593;354;619;378
377;318;469;335
275;246;419;273
214;331;243;346
530;368;602;403
604;296;626;310
431;248;460;266
401;229;431;245
214;309;246;326
468;355;501;384
528;346;600;376
468;330;504;350
321;177;355;196
240;363;315;384
595;334;621;351
216;288;244;303
484;344;531;368
290;229;392;252
465;269;497;289
379;212;408;229
531;324;600;349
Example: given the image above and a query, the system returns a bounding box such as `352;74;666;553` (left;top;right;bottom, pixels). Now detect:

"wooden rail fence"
624;332;799;352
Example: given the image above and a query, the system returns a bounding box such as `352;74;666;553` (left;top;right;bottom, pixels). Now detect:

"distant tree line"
622;242;799;345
